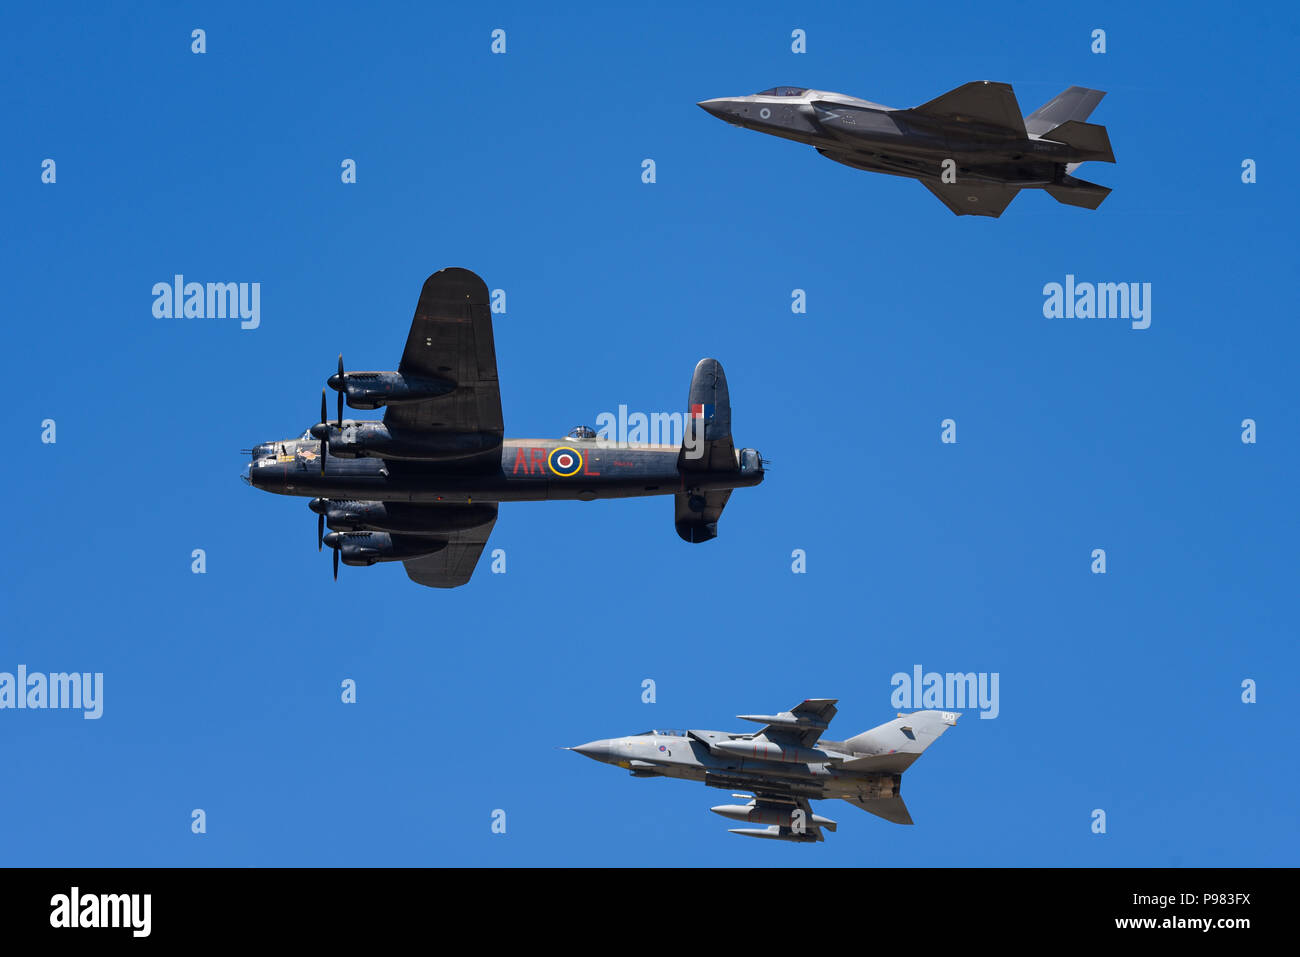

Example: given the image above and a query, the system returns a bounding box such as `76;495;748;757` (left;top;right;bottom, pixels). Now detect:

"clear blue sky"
2;1;1295;866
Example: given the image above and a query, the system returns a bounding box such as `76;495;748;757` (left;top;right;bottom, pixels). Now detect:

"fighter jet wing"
401;505;497;588
383;268;504;440
920;180;1021;218
910;81;1026;136
757;698;839;748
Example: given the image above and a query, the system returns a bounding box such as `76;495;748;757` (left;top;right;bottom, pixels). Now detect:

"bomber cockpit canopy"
566;425;597;440
756;86;808;97
300;428;314;440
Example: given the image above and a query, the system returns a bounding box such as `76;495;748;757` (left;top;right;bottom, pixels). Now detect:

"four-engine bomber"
244;267;765;588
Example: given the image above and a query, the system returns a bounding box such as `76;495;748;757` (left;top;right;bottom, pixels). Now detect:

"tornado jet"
568;700;958;842
698;81;1115;217
243;268;764;588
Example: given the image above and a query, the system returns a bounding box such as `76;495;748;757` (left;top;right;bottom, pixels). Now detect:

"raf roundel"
547;446;583;477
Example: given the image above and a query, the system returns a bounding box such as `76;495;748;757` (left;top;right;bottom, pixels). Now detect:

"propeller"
333;547;339;581
317;511;324;551
319;390;328;475
336;355;345;427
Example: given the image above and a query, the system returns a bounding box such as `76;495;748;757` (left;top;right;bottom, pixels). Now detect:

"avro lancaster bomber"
244;268;764;588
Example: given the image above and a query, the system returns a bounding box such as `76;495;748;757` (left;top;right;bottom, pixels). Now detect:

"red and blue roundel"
547;446;583;477
658;744;667;752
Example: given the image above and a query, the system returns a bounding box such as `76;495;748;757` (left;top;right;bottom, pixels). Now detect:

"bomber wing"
400;504;498;588
383;268;504;449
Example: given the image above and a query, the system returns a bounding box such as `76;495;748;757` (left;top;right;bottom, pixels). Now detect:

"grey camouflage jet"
699;81;1114;217
243;268;764;588
568;700;958;842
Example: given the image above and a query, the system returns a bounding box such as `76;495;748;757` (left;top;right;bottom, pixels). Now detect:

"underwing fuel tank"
710;804;838;831
711;739;833;764
727;826;821;843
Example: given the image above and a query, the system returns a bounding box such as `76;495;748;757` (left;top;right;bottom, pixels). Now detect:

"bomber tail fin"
1024;86;1106;136
675;358;735;543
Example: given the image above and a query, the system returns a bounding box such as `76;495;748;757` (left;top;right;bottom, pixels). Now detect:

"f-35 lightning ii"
699;81;1115;217
569;700;958;842
243;268;764;588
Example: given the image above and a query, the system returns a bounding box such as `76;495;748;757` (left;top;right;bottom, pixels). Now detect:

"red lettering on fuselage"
511;447;528;475
531;448;547;475
581;450;600;476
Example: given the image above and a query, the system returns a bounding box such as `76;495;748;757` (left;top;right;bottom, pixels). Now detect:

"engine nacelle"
711;738;833;765
314;500;497;535
329;371;456;410
311;421;500;462
323;531;447;567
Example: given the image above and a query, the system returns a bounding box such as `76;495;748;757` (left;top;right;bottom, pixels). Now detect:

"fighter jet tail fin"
1024;86;1106;136
840;710;958;774
1045;174;1112;210
1039;120;1115;163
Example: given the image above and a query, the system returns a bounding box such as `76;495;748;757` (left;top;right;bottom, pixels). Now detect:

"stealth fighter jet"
244;268;764;588
569;700;958;842
699;81;1114;217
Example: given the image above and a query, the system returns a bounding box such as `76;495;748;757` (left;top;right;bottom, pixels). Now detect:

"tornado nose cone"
571;740;612;762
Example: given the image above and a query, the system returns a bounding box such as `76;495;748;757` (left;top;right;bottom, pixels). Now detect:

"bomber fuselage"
246;436;764;503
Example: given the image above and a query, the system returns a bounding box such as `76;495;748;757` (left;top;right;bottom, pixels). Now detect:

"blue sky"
2;1;1296;866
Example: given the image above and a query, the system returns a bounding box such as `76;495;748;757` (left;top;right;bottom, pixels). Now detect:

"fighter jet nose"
697;98;729;118
571;740;612;762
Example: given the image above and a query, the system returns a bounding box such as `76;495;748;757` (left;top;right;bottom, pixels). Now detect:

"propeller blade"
317;512;324;551
319;390;328;475
336;355;344;427
333;547;339;581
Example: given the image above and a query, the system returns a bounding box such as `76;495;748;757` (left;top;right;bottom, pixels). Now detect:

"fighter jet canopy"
756;86;807;97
